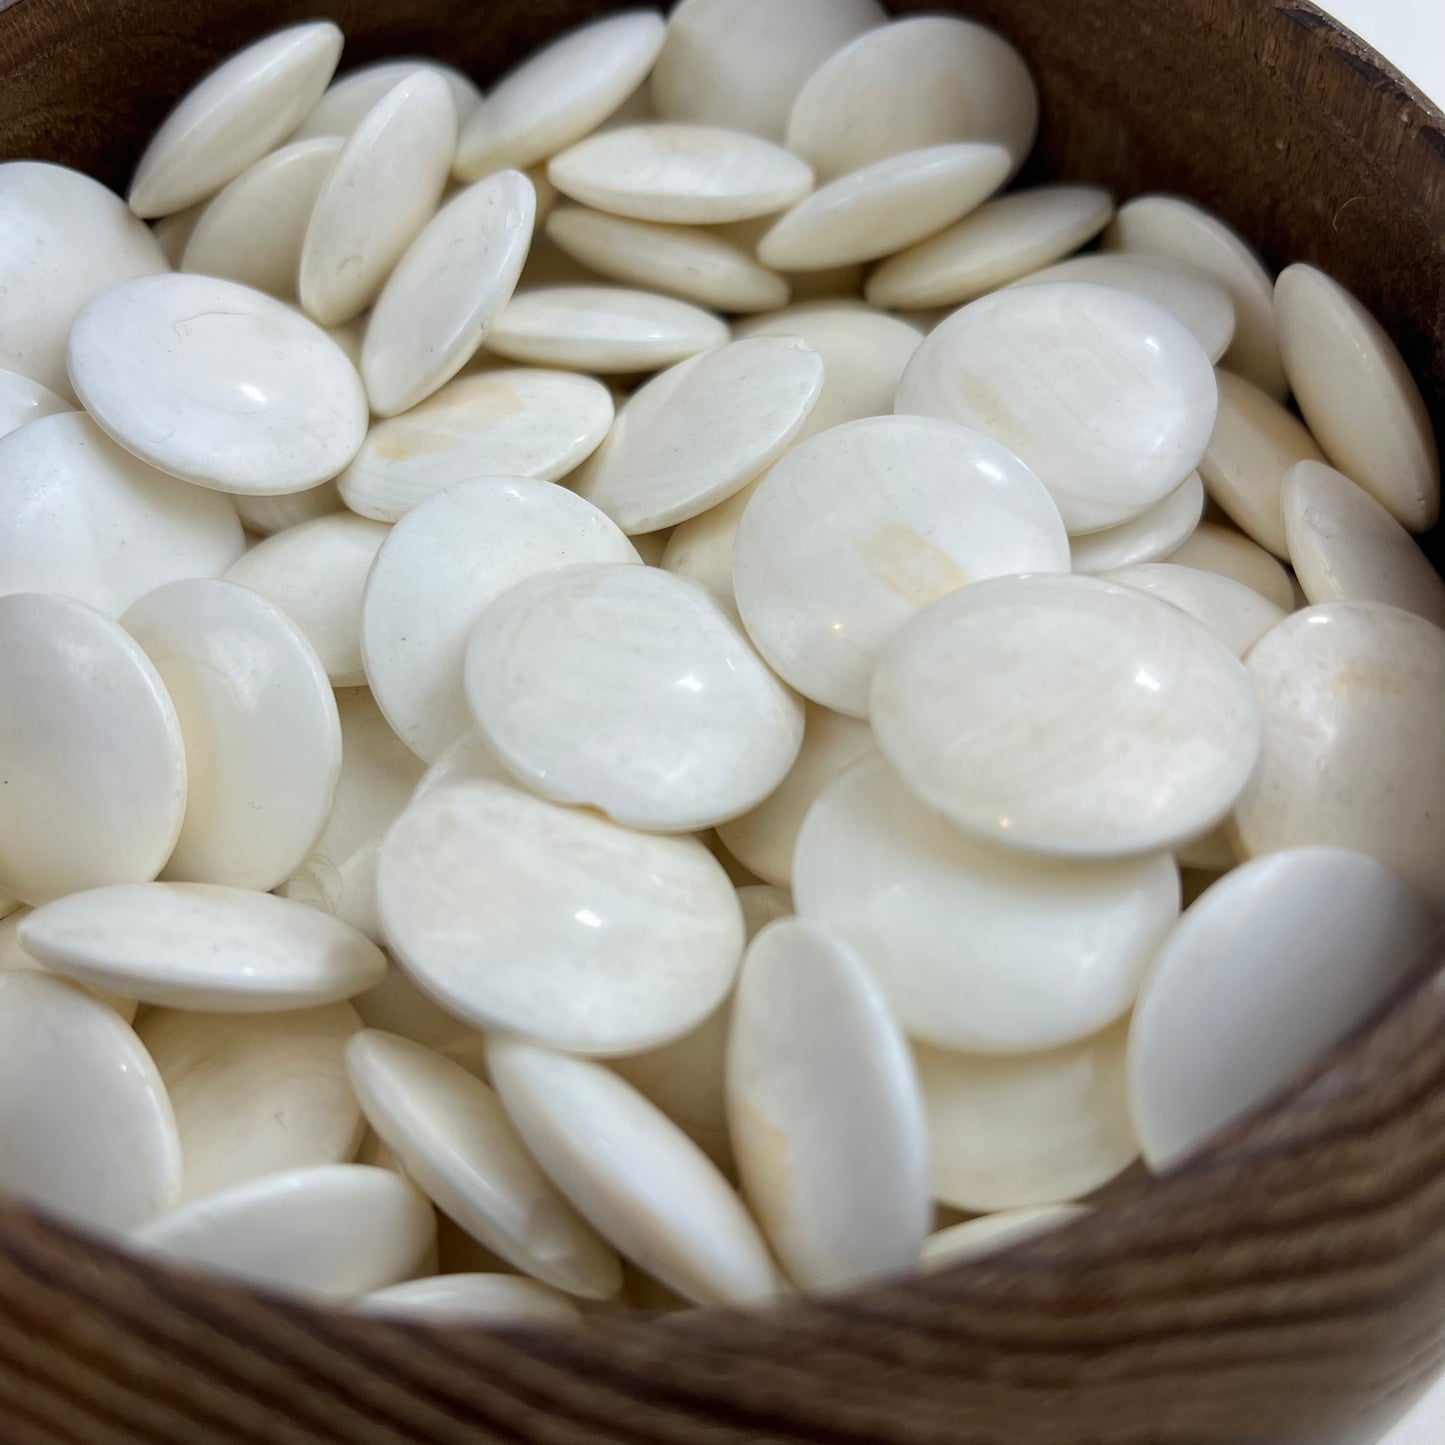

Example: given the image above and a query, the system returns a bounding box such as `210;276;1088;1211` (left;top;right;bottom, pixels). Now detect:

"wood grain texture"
1;2;1444;1442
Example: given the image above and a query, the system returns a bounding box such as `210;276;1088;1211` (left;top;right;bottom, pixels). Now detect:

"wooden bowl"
2;2;1444;1441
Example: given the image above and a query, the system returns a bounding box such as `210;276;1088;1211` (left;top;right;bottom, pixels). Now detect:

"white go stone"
1274;263;1440;532
0;910;137;1022
0;368;68;442
485;285;729;371
733;414;1069;717
358;1274;581;1324
125;578;342;891
921;1205;1088;1269
180;137;342;299
547;124;814;225
231;482;343;537
488;1038;778;1305
361;477;639;762
871;574;1260;858
571;336;822;532
757;143;1011;271
127;22;343;217
1234;601;1445;910
896;284;1217;534
1283;461;1445;627
785;15;1038;180
0;412;244;614
20;883;385;1012
224;513;388;687
727;918;930;1291
650;0;885;140
0;592;185;906
1099;563;1286;658
352;966;488;1079
455;12;668;179
408;730;516;807
131;1164;435;1298
1068;473;1205;574
0;973;181;1230
377;779;743;1054
916;1019;1139;1213
338;368;614;522
295;60;482;141
137;1002;364;1202
1105;193;1287;400
362;170;536;416
1130;848;1438;1172
68;273;368;494
346;1029;622;1298
0;161;169;396
1165;520;1295;612
793;755;1179;1053
299;71;458;326
865;186;1114;310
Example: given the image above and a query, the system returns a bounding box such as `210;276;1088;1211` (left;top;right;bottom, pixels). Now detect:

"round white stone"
488;1038;778;1306
351;966;488;1079
793;755;1179;1052
0;909;137;1022
1099;562;1287;658
361;477;639;762
0;592;186;906
871;573;1260;858
1131;848;1437;1172
865;186;1114;309
231;481;342;537
346;1029;622;1298
358;1274;580;1324
295;61;481;141
570;336;822;532
896;283;1217;533
0;972;181;1230
0;368;68;442
0;412;244;615
1234;601;1445;910
377;779;743;1055
733;414;1069;717
916;1019;1139;1212
137;1002;363;1202
455;12;667;178
69;273;368;494
127;22;343;217
1068;472;1204;574
920;1205;1088;1269
1165;521;1295;612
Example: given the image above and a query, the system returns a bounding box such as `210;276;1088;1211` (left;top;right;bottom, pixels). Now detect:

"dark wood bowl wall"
1;2;1444;1442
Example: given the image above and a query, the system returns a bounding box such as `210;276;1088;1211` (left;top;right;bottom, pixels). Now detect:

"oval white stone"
921;1205;1088;1269
1099;562;1286;658
0;909;137;1022
232;482;342;537
1165;520;1295;612
0;368;68;442
358;1274;581;1324
1068;472;1205;574
351;965;488;1078
295;61;481;141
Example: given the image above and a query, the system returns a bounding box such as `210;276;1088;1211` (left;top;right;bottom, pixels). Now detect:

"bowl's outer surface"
2;2;1445;1443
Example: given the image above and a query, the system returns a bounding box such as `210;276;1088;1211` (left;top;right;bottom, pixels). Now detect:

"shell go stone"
1164;520;1295;613
1099;563;1286;659
1068;473;1205;574
295;60;481;142
921;1205;1089;1269
358;1273;581;1324
0;909;137;1022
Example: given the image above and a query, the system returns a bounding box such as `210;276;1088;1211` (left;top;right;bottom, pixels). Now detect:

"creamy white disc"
0;412;244;615
127;22;343;217
921;1205;1088;1269
20;882;385;1012
0;592;186;906
0;368;68;442
362;170;536;416
137;1002;363;1202
916;1020;1139;1212
570;336;822;532
338;368;614;522
794;755;1179;1052
488;1038;777;1305
1129;848;1436;1172
485;285;729;371
545;206;790;312
1165;521;1295;612
455;12;667;178
1068;473;1204;574
358;1274;580;1324
130;1164;434;1298
1283;461;1445;627
299;71;458;326
733;414;1069;716
650;0;884;140
231;481;342;537
1274;263;1440;532
547;124;814;225
295;61;482;141
346;1029;622;1298
727;918;929;1290
757;143;1010;270
1234;601;1445;909
352;965;488;1079
896;283;1218;534
180;137;342;299
69;273;368;494
785;15;1038;179
361;476;639;761
377;779;743;1054
871;573;1260;858
1099;562;1285;658
865;186;1114;309
0;973;181;1230
124;578;341;891
0;161;169;396
0;909;136;1022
